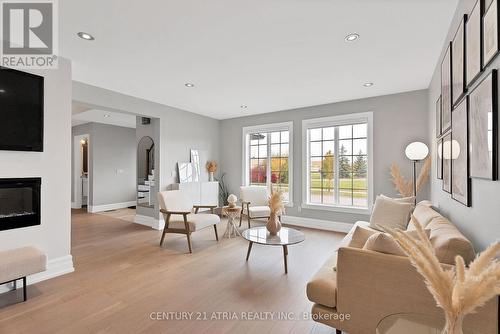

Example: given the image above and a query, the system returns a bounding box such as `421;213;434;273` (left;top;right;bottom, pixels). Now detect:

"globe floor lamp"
405;142;429;204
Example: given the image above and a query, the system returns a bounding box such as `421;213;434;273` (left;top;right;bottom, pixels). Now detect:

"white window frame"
301;112;373;214
242;121;294;207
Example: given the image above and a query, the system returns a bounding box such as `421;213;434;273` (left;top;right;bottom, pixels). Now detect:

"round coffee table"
376;313;479;334
241;226;305;274
222;206;241;238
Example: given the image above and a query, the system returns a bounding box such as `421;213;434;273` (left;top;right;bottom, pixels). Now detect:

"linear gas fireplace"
0;178;41;232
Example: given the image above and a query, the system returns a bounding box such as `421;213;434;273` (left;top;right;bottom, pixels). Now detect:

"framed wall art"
469;69;498;180
452;15;467;106
466;0;483;87
442;131;452;193
441;43;452;132
483;0;500;67
451;98;470;206
436;95;442;137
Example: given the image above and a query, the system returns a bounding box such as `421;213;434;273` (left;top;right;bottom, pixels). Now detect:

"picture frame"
442;131;452;193
436;95;442;137
441;43;452;133
451;98;470;207
483;0;500;67
452;15;467;106
469;69;498;180
437;137;443;180
466;0;483;87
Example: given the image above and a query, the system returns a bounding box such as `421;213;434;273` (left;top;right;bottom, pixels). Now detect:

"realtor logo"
1;0;58;69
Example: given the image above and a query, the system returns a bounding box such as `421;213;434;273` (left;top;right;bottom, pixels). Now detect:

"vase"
266;214;282;235
442;314;464;334
209;172;214;181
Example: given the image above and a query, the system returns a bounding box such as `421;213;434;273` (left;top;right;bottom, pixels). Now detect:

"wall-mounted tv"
0;67;44;152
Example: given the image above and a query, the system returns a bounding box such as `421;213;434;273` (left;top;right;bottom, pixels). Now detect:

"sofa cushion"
369;195;414;231
0;247;46;283
168;213;220;231
343;223;379;249
306;252;338;308
407;204;442;231
426;216;475;265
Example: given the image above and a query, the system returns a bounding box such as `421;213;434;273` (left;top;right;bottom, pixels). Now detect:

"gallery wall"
0;59;74;282
220;89;430;226
428;0;500;250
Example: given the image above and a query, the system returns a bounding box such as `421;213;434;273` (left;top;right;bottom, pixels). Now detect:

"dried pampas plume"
269;190;285;216
390;156;431;197
384;217;500;334
206;161;218;173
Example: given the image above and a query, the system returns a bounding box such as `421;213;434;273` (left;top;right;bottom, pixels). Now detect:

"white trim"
281;215;352;233
241;121;294;204
0;255;74;293
88;201;137;213
301;112;374;213
134;214;164;230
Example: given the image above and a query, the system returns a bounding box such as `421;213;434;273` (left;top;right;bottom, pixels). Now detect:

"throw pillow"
363;229;431;256
369;195;414;231
346;224;378;248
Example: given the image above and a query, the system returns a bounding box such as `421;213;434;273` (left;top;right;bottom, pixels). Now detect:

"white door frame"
73;134;90;209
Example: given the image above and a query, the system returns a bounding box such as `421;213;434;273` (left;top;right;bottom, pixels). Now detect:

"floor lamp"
405;142;429;204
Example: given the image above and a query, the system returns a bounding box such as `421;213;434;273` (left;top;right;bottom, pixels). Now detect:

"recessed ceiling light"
104;114;110;118
77;32;95;41
363;82;374;87
345;33;359;42
240;105;248;109
185;83;195;87
0;89;5;93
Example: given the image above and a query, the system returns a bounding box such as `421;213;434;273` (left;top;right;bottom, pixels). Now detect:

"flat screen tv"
0;67;44;152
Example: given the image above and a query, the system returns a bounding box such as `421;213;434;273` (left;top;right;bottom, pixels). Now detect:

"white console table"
171;182;219;209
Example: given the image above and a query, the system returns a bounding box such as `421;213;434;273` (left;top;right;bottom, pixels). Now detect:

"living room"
0;0;499;333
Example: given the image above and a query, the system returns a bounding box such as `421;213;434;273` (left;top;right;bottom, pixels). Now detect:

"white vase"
209;172;214;181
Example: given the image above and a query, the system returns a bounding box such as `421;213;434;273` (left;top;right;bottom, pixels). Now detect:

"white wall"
428;0;500;251
0;59;74;283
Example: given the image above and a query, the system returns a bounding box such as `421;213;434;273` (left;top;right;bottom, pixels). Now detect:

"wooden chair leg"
336;330;341;334
247;215;251;229
186;233;193;254
159;228;167;246
213;225;219;241
239;214;243;227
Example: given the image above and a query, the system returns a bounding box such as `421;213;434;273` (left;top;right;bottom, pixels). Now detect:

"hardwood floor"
0;209;344;334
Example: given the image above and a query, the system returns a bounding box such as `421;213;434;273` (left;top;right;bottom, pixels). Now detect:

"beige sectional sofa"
306;203;499;334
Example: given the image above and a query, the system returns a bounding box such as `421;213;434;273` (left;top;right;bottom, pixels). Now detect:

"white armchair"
239;186;271;228
158;190;220;253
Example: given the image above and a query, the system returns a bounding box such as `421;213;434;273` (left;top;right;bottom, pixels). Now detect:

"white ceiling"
61;0;458;120
72;108;137;128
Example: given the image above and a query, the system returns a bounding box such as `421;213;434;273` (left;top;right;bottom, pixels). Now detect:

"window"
303;113;373;212
243;122;293;204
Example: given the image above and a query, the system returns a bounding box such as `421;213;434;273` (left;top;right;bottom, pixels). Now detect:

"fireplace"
0;178;41;232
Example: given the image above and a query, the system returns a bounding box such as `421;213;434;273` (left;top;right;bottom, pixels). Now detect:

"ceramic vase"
209;172;214;181
266;213;282;235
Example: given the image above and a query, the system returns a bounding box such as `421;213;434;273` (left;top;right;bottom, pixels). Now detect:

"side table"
222;206;241;238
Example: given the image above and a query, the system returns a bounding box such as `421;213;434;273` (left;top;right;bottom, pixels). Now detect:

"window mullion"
334;127;340;205
267;132;272;192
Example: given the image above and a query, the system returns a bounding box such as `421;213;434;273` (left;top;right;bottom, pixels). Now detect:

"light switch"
116;169;124;174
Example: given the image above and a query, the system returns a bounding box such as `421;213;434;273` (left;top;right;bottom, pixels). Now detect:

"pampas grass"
384;217;500;334
390;156;431;197
269;190;284;216
206;161;218;173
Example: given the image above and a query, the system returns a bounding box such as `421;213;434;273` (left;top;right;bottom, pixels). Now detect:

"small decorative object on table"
267;190;284;235
384;218;500;334
227;194;237;208
206;161;217;181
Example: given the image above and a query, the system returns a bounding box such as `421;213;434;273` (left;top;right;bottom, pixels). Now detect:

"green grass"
310;174;367;190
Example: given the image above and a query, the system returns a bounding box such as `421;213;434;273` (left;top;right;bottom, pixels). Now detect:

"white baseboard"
0;255;74;293
281;215;352;233
89;201;136;213
134;214;164;230
71;202;80;209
